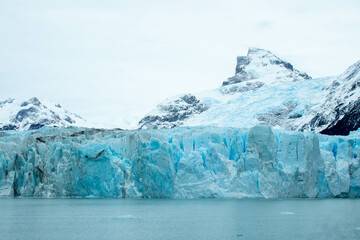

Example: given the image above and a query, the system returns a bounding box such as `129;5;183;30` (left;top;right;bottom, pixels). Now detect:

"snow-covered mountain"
0;97;87;130
139;48;360;136
303;60;360;135
222;47;311;87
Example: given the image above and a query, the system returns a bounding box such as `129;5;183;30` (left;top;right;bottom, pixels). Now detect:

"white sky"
1;0;360;128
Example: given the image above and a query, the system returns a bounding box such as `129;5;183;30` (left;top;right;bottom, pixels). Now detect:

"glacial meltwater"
0;199;360;240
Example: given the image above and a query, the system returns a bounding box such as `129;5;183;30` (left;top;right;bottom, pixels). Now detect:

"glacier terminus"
0;126;359;198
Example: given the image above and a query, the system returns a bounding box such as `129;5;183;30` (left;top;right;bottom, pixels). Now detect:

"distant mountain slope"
306;60;360;135
0;97;87;130
139;48;360;136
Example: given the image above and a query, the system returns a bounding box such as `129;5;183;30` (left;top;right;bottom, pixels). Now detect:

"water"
0;199;360;240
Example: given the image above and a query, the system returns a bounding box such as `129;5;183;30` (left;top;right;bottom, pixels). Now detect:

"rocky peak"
0;97;87;131
138;94;209;130
222;48;311;86
20;97;42;107
0;98;14;107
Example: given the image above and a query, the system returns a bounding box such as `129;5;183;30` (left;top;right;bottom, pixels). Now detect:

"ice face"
0;126;359;198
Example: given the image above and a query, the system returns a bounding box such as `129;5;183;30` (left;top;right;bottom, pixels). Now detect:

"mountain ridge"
0;97;87;131
139;48;360;136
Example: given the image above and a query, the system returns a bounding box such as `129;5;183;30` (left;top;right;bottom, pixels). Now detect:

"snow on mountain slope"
0;97;88;130
139;48;360;135
304;60;360;135
186;76;333;130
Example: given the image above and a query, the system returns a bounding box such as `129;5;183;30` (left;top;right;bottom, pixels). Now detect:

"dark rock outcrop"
139;94;209;129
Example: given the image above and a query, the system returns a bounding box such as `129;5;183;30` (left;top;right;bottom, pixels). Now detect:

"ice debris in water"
0;125;360;198
280;212;295;215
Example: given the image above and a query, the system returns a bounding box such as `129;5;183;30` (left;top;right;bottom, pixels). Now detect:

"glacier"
0;126;360;198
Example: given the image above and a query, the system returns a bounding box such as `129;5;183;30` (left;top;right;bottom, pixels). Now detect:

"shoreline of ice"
0;126;359;198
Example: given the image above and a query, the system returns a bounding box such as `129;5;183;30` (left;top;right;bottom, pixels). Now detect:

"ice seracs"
0;125;359;198
0;97;87;130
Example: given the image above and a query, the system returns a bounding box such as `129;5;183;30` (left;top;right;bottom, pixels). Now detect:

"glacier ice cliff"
0;126;359;198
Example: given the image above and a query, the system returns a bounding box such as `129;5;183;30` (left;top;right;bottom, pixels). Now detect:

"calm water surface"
0;198;359;240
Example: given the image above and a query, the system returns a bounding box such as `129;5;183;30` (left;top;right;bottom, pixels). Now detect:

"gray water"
0;199;359;240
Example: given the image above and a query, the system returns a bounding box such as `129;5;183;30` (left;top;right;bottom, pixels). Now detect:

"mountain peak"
0;97;87;131
20;97;42;107
247;47;273;57
222;48;311;86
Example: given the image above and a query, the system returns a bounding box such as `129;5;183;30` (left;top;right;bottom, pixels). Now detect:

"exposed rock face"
320;99;360;135
219;81;265;95
0;97;86;131
139;94;209;129
257;101;297;127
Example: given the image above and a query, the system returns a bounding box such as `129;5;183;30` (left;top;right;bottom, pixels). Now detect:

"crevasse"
0;126;359;198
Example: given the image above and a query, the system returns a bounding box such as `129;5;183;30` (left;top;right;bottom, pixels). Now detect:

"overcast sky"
1;0;360;128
